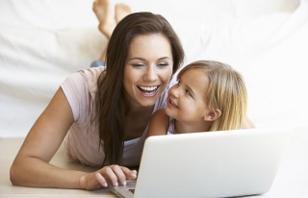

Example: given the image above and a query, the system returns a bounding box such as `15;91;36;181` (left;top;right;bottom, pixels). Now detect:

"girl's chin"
165;107;174;117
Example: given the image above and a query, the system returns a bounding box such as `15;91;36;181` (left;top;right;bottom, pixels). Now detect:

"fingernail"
123;181;127;186
114;182;118;187
95;173;108;187
132;170;137;177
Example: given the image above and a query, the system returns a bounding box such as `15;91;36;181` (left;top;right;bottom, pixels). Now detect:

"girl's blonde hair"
177;60;247;131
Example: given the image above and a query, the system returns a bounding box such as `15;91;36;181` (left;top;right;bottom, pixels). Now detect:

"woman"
10;11;184;190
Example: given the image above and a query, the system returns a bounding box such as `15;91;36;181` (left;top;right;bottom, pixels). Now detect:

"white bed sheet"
1;0;308;137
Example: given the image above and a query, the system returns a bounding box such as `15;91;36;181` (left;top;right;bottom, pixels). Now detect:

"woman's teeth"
138;86;159;92
138;86;159;97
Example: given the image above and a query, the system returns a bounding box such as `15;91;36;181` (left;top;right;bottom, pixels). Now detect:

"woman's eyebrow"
127;57;146;61
158;57;171;61
127;57;171;62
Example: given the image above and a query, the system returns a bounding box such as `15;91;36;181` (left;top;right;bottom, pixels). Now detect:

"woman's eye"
157;63;169;67
132;63;144;67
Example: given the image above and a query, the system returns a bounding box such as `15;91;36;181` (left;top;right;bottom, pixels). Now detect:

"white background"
1;0;308;137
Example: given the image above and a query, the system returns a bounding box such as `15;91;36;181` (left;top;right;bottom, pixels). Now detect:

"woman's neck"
123;102;154;140
174;120;211;134
127;104;154;116
124;93;154;116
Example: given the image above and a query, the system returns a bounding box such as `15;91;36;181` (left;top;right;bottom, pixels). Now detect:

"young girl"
148;60;249;136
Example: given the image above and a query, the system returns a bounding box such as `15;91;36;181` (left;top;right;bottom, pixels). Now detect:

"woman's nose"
143;65;158;82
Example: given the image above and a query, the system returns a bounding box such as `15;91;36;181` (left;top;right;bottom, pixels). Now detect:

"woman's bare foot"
92;0;116;39
115;3;132;23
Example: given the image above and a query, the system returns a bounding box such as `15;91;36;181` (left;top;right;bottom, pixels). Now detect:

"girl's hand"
79;164;137;190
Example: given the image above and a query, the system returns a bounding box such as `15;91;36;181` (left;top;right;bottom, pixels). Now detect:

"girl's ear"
203;109;222;121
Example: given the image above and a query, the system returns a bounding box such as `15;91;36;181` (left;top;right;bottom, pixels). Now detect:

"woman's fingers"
95;172;108;187
121;166;137;180
95;165;138;187
80;164;136;190
103;166;120;186
111;165;127;186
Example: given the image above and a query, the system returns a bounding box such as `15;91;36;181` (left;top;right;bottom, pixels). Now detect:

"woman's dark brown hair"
95;12;184;165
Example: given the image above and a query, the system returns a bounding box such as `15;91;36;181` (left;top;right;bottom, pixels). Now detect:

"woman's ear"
203;109;222;121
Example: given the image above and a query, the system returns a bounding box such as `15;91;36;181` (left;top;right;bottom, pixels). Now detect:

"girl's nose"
169;85;180;98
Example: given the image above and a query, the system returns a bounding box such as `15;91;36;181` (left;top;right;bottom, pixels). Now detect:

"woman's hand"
79;164;137;190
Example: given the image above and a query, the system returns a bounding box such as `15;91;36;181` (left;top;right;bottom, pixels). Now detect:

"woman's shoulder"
61;67;105;122
72;67;106;94
78;67;105;82
64;67;105;84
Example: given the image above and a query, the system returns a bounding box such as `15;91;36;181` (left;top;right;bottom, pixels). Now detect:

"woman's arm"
147;109;169;137
10;88;86;188
10;88;136;189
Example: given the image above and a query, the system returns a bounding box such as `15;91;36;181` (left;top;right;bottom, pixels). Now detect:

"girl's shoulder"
147;109;169;137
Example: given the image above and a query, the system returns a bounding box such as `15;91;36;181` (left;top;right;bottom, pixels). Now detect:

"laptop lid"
133;128;290;198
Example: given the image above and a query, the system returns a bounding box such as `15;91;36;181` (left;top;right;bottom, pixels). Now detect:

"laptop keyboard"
129;188;135;194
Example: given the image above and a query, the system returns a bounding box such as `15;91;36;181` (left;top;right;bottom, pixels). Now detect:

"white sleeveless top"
61;67;168;167
166;118;176;135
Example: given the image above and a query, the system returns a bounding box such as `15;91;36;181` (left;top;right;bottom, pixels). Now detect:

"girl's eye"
185;89;193;98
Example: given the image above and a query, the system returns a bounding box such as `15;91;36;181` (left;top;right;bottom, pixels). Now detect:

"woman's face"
124;33;174;109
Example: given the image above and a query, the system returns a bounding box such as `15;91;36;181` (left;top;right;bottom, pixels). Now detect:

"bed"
1;0;308;196
1;0;308;136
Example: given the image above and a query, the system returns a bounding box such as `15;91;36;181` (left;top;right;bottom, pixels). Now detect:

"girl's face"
165;68;210;123
124;33;173;109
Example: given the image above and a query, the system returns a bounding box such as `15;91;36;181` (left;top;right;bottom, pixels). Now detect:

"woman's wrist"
79;173;89;189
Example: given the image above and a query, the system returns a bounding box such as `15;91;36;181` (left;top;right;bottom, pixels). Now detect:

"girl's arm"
10;88;135;189
147;109;169;137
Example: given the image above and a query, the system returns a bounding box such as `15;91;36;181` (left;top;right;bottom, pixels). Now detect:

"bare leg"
92;0;132;61
92;0;116;39
115;3;132;23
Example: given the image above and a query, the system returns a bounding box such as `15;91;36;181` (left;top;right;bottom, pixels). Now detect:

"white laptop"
110;128;291;198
